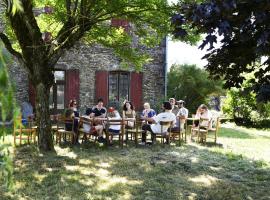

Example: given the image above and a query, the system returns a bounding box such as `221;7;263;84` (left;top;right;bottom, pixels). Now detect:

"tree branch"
0;32;23;61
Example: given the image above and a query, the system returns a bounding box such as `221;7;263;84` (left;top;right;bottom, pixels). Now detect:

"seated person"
91;98;107;117
90;98;107;125
64;108;74;131
141;101;176;144
107;107;122;144
194;104;212;127
141;102;156;124
81;111;104;143
171;100;188;132
122;100;136;128
169;97;179;116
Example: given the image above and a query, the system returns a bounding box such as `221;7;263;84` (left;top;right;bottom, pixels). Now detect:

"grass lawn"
1;123;270;200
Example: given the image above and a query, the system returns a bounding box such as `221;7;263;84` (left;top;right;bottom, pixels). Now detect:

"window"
49;71;65;113
109;71;130;103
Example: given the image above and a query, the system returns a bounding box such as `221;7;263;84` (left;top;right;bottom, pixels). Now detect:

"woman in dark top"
90;98;107;118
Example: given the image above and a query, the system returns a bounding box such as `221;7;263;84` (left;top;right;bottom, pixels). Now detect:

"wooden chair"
155;121;173;147
78;117;98;143
13;115;37;146
191;117;211;143
105;118;125;148
125;117;144;147
207;117;220;144
56;116;76;144
124;119;136;143
51;114;60;140
188;114;196;136
171;116;185;146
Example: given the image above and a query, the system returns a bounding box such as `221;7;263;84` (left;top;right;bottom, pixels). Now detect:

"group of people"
65;97;212;145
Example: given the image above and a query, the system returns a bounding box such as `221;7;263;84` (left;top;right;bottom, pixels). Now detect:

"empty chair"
13;115;36;146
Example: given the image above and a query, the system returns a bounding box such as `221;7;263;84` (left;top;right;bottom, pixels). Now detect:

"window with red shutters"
95;71;109;106
130;72;143;111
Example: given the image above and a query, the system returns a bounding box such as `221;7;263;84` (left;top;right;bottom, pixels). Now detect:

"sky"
167;38;208;70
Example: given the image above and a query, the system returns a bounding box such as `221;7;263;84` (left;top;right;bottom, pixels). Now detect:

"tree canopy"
172;0;270;102
167;64;224;114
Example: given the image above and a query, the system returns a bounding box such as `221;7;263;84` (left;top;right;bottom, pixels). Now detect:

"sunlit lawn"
1;123;270;200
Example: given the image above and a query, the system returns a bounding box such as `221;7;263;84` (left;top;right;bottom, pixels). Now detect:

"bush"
222;87;270;128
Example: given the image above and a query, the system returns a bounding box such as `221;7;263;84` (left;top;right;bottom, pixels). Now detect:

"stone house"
5;18;167;114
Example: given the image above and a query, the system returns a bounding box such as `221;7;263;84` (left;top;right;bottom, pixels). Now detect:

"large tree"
172;0;270;102
0;0;175;151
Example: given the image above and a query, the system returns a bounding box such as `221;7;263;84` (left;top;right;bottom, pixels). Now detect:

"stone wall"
5;41;166;112
0;3;166;112
57;41;166;112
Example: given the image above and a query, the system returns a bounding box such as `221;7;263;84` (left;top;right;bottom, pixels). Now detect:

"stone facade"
57;42;166;111
0;4;166;112
8;41;166;112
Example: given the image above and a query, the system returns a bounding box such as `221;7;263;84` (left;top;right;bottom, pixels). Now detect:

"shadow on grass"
2;142;270;200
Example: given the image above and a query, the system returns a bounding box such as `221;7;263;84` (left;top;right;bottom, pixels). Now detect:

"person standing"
176;100;189;130
68;99;80;144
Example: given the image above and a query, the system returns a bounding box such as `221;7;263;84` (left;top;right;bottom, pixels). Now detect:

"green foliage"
222;88;270;128
167;64;224;114
0;42;16;190
222;72;270;128
3;0;200;70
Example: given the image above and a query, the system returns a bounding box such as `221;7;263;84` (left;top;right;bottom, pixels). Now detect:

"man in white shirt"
141;101;176;144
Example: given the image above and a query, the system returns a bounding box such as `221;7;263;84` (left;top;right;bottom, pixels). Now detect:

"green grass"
1;123;270;200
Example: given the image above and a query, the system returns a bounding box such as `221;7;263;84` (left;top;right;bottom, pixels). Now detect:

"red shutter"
95;71;109;106
29;82;36;108
65;69;80;107
111;18;130;32
130;72;143;111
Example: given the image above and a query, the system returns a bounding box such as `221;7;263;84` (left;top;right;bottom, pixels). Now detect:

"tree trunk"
35;82;55;152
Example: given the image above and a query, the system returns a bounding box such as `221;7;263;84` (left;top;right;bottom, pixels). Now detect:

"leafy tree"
0;42;14;190
0;0;21;190
171;0;270;101
0;0;177;151
167;64;224;114
223;74;270;128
